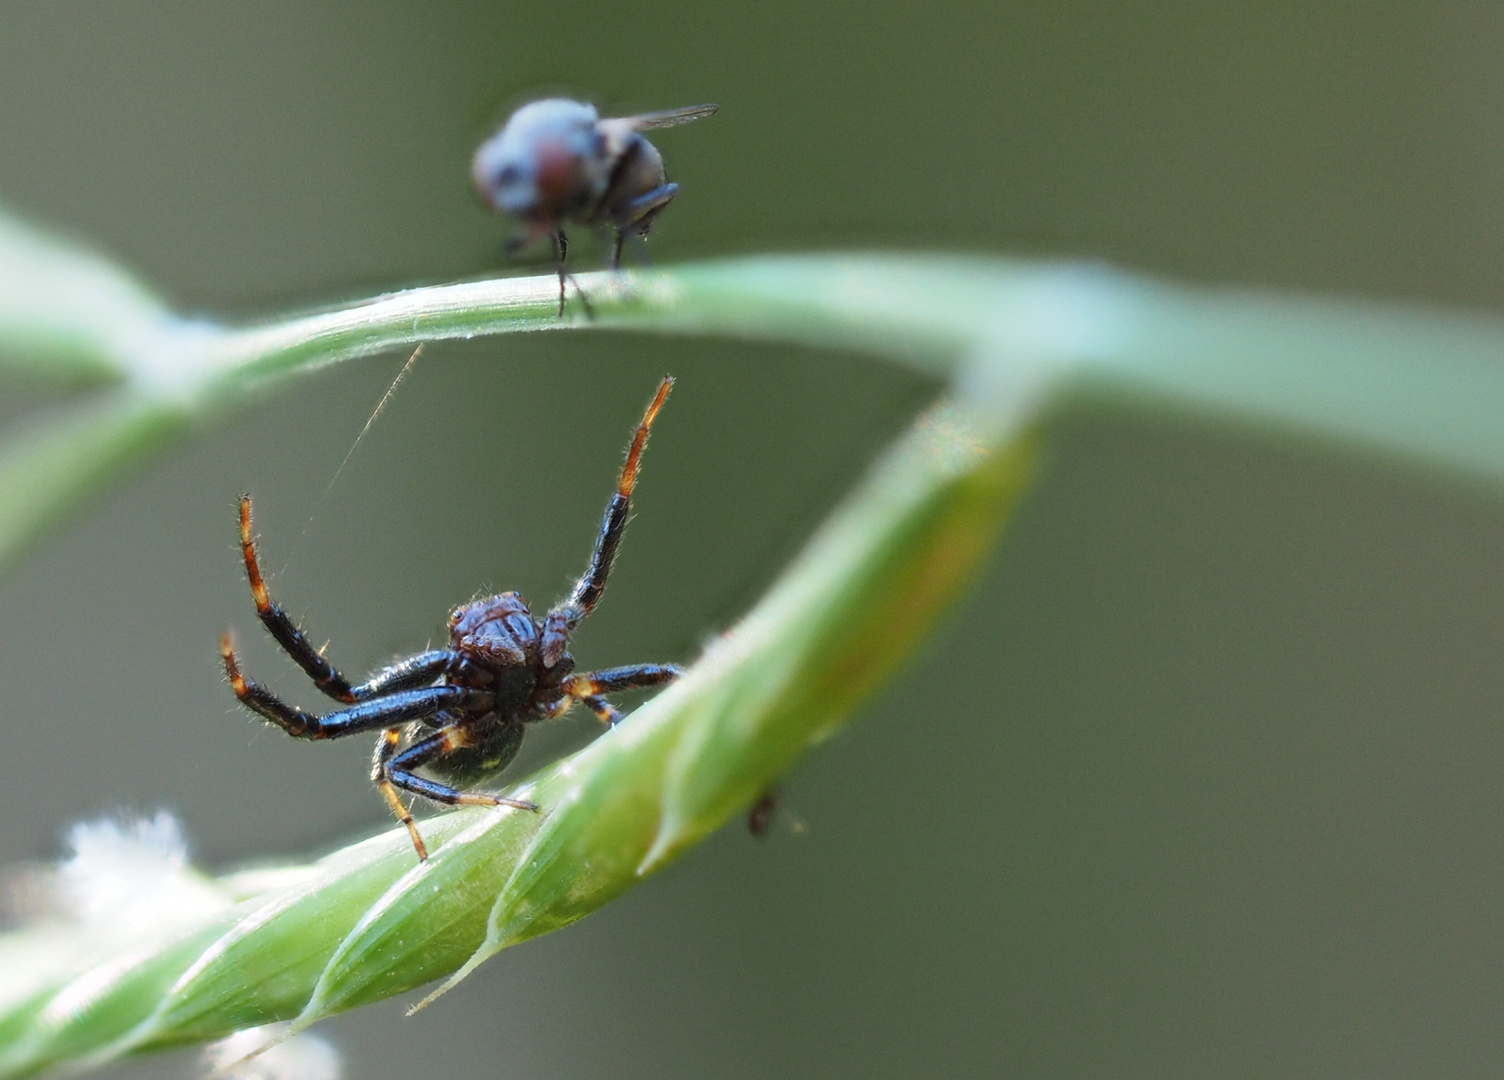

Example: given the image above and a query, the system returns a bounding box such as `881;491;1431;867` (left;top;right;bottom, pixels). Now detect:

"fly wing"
623;104;720;131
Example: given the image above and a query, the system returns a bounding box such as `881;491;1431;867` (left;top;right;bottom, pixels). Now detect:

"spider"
220;376;683;861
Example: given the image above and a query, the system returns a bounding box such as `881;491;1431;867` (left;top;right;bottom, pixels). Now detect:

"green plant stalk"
186;258;1504;485
0;401;1034;1078
7;253;1504;578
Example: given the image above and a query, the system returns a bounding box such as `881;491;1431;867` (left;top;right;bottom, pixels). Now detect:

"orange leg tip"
239;529;269;603
619;376;676;494
644;376;674;424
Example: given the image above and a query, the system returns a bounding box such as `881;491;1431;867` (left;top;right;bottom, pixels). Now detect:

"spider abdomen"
423;717;527;785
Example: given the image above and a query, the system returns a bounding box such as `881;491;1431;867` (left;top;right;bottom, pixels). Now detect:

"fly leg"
551;230;594;319
617;183;679;241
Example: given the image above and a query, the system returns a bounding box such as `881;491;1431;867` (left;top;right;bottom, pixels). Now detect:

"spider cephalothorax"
221;377;681;860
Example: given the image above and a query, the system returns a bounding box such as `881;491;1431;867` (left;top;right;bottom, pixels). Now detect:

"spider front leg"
222;637;488;739
236;494;356;703
541;376;674;666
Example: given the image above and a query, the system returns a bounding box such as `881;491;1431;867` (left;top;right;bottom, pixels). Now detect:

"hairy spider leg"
386;729;539;809
380;727;540;861
237;494;356;703
373;728;430;860
550;230;595;320
222;636;488;739
348;650;461;698
579;696;624;725
569;663;685;693
559;663;684;726
238;496;467;702
540;376;674;667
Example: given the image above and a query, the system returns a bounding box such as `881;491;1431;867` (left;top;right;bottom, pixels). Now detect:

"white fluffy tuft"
57;811;229;936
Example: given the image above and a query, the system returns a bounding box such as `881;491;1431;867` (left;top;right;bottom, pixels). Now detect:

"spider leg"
372;727;429;860
236;495;356;703
580;696;623;725
540;377;675;666
348;650;461;698
386;730;536;806
223;636;488;739
381;728;540;856
561;663;684;726
568;663;684;692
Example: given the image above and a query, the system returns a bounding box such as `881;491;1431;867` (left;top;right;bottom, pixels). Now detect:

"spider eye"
450;608;464;623
496;164;521;186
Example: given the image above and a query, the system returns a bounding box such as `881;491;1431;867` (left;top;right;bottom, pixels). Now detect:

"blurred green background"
4;2;1504;1077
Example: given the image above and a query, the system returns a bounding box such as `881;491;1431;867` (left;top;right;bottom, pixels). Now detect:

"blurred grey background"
3;2;1504;1077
